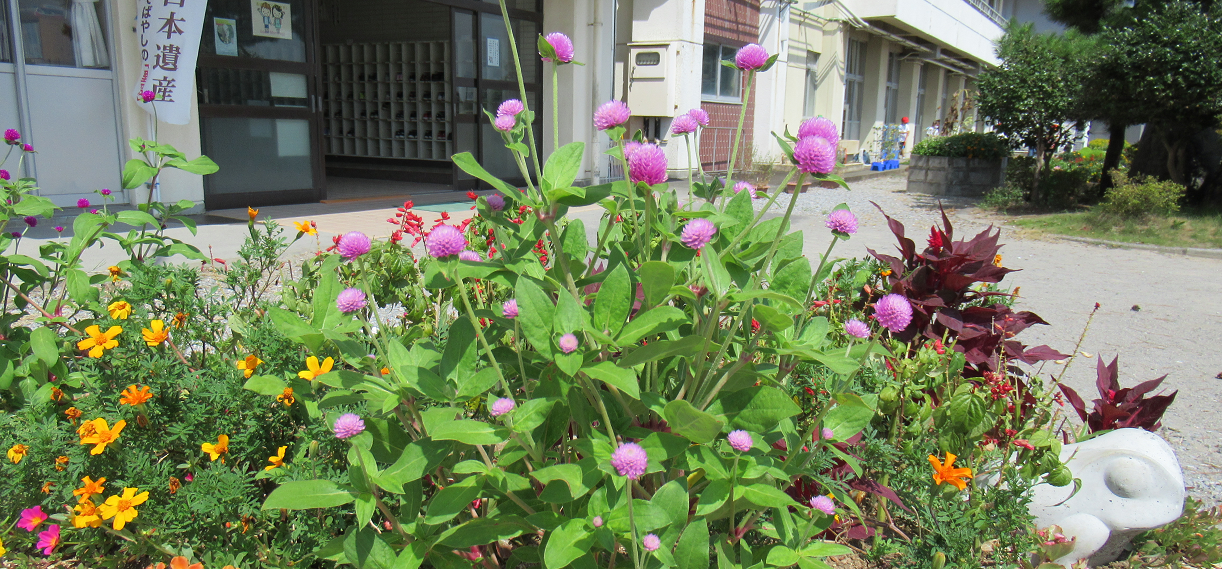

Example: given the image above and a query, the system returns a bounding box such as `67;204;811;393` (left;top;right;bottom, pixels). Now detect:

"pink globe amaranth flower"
490;397;516;417
610;442;648;479
844;318;870;339
494;114;517;132
337;231;372;259
592;515;604;528
671;114;698;135
100;188;112;196
680;218;717;250
875;293;914;333
688;108;710;127
0;169;9;180
458;250;482;262
735;43;769;71
502;299;519;319
140;90;156;103
427;224;468;258
810;495;835;515
543;32;574;63
623;141;644;162
333;413;366;439
3;128;19;144
336;287;368;313
822;427;835;440
733;181;756;199
628;143;667;186
727;430;753;452
798;116;840;149
89;209;99;214
825;209;858;235
36;524;61;556
22;143;32;152
497;99;524;117
794;135;836;174
54;226;64;232
642;534;661;552
77;198;90;208
487;193;505;211
18;505;47;531
559;333;579;354
593;100;631;130
10;231;20;238
24;216;37;227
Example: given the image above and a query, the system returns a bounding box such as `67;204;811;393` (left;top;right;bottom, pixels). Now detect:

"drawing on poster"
252;0;292;40
214;18;238;56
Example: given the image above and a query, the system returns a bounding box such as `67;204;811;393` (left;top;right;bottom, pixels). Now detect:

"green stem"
685;134;695;208
454;276;513;398
497;0;543;180
723;71;756;204
627;485;642;569
552;63;560;152
355;447;411;542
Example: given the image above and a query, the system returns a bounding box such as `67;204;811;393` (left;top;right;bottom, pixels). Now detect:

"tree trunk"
1098;123;1127;194
1032;140;1047;204
1165;137;1189;187
1130;127;1169;180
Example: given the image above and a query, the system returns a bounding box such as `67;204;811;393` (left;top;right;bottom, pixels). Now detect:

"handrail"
963;0;1008;27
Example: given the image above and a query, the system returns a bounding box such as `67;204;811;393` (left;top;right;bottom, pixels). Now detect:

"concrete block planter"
907;154;1007;197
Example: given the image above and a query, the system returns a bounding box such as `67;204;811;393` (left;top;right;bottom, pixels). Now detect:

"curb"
1055;235;1222;260
842;165;909;183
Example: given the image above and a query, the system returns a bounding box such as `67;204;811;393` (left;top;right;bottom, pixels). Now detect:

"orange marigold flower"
880;268;892;277
297;356;333;381
50;387;64;402
928;452;974;491
55;455;70;471
41;481;55;493
108;265;123;281
993;254;1003;266
120;385;154;406
202;434;230;462
236;355;263;378
65;406;83;423
294;220;317;236
168;477;181;494
147;557;203;569
380;366;390;375
79;418;125;455
77;325;122;358
142;319;169;346
247;206;259;221
8;443;29;464
276;387;295;407
172;312;189;328
265;446;287;471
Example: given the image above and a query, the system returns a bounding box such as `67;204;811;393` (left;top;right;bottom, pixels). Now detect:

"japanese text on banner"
135;0;207;125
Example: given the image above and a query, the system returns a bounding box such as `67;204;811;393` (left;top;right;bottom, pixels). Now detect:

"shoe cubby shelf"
322;41;453;161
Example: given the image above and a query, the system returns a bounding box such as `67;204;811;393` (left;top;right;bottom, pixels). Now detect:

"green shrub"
912;132;1011;160
981;184;1027;210
1100;171;1185;218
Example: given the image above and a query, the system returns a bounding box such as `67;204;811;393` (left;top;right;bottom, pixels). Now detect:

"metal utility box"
627;43;675;117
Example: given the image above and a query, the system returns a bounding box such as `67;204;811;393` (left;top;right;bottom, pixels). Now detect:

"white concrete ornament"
1028;428;1185;566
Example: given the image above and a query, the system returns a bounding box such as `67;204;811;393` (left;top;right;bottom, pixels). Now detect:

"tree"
976;24;1094;203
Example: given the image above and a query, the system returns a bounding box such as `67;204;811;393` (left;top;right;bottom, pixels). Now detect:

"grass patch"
1010;207;1222;249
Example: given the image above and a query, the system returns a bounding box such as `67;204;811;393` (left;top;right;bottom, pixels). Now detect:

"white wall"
849;0;1004;65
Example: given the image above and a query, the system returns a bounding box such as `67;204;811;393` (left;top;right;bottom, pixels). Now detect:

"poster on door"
213;18;238;56
252;0;292;40
134;0;207;125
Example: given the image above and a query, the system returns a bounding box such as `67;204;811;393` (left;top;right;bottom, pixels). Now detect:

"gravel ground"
750;173;1222;506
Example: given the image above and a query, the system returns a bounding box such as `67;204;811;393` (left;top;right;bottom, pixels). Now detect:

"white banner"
134;0;208;125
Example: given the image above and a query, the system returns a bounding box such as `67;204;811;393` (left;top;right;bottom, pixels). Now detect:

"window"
884;52;899;125
701;43;741;100
842;39;865;140
914;64;928;141
803;50;819;117
19;0;110;68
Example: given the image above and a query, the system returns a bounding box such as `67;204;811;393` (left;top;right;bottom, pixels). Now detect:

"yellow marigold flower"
65;406;83;423
72;499;103;528
108;265;123;281
0;536;6;557
297;356;333;381
294;220;317;236
98;486;149;531
276;388;295;407
142;319;169;346
108;300;133;319
172;312;189;328
79;418;125;455
41;481;54;493
265;446;287;471
7;443;29;464
77;420;97;437
168;476;181;494
237;355;263;378
120;385;154;406
928;452;974;491
247;206;259;221
55;455;69;471
77;325;121;358
202;434;230;462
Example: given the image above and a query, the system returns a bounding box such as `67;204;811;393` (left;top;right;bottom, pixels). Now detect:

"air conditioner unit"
627;43;675;117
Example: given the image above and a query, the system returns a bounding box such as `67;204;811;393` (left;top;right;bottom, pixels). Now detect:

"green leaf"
29;326;59;366
561;218;588;260
752;304;792;333
121;159;158;189
653;480;689;527
664;400;725;444
243;374;287;396
263;480;356;510
115;209;160;227
592;263;631;338
823;405;875;441
799;543;851;558
268;306;320;341
582;361;639;399
740;484;799;508
723;187;754;231
441;317;479;382
174;155;220;175
766;546;800;567
707;386;801;432
701;244;733;297
375;439;451;493
453;152;523;200
542;142;586;192
424;476;483;524
809;351;859;375
544;518;594;569
616;306;686;345
770;259;812;313
344;528;399;569
456;366;501;400
675;518;711;569
436;516;532;548
639;261;674;309
619;336;713;368
431;420;509;446
516;276;556;359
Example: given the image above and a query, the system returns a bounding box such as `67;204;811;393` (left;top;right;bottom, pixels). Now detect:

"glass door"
196;0;322;209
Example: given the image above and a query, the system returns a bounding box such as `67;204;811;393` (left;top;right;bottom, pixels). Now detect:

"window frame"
803;50;819;118
701;43;743;103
